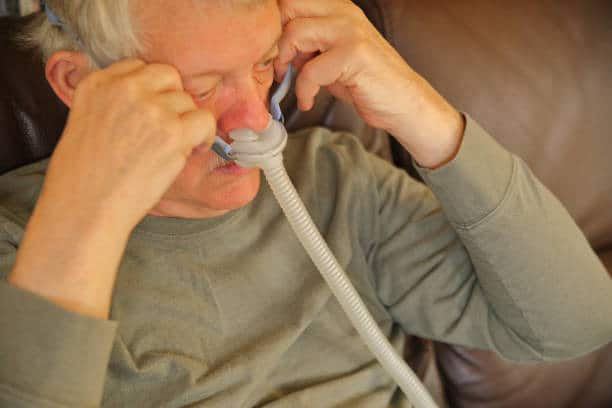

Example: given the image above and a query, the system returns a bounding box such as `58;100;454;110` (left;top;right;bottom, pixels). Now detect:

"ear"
45;51;93;108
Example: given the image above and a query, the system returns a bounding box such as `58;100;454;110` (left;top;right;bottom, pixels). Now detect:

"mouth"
190;139;255;176
212;159;255;176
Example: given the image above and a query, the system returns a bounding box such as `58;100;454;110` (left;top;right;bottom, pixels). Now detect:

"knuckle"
199;109;215;125
149;63;183;85
119;57;146;68
118;58;146;72
300;62;317;82
164;120;183;143
349;40;370;55
160;122;183;150
181;94;198;112
79;72;103;93
344;1;367;20
283;20;299;39
128;57;147;67
119;77;141;98
141;103;166;122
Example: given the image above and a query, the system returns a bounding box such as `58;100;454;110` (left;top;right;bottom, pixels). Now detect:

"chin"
204;169;261;211
158;153;262;218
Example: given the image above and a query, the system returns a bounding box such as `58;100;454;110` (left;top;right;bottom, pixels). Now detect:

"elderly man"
0;0;611;406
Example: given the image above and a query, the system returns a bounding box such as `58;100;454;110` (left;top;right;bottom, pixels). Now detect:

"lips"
213;160;254;176
192;142;211;155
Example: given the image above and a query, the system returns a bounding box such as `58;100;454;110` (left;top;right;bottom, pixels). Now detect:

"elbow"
528;319;612;362
492;312;612;363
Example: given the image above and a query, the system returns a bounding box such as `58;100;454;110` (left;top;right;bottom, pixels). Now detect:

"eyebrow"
185;35;281;79
260;37;281;61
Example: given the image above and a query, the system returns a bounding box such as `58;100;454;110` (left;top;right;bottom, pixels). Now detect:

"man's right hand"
46;58;215;229
7;59;215;319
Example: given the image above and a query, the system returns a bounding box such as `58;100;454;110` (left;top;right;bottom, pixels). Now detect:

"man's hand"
275;0;464;169
45;59;215;229
8;59;215;319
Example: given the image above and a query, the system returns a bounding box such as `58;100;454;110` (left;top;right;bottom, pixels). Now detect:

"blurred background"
0;0;40;16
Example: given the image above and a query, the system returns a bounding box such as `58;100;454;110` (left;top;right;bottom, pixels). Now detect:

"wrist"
393;104;465;170
415;110;465;169
8;197;132;320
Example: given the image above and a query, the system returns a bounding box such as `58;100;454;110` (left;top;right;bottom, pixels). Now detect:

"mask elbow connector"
211;136;234;161
229;116;288;170
210;64;293;162
204;64;437;408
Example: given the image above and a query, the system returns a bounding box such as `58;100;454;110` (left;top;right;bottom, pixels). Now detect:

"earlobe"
45;51;92;108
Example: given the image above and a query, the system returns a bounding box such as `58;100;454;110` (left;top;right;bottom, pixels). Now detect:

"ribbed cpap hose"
228;118;439;408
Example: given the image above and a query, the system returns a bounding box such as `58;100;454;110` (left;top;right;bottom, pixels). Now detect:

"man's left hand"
276;0;464;168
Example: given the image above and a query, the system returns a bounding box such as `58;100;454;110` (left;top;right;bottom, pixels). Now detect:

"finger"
295;46;358;111
83;58;147;89
180;109;217;153
127;63;185;94
100;58;147;78
153;91;197;115
275;17;344;79
279;0;349;26
274;51;316;82
278;17;344;65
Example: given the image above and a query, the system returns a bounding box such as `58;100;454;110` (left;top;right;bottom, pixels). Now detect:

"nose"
217;80;271;136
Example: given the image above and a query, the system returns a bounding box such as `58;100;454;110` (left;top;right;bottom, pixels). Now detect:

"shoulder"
284;126;393;186
283;127;431;222
286;126;371;162
285;126;424;196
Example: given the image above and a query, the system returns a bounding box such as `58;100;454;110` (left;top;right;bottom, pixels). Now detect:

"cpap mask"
213;67;438;408
209;65;292;164
44;3;437;406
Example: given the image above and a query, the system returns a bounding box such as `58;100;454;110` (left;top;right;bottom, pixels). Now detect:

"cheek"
258;71;275;99
197;74;274;114
255;69;274;87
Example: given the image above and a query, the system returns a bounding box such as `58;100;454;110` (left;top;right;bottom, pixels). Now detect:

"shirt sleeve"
371;115;612;362
0;220;118;407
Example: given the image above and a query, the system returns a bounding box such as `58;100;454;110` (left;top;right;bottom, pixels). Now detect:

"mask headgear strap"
269;65;293;124
42;1;103;67
43;2;63;27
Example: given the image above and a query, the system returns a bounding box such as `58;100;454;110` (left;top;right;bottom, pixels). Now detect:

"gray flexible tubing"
261;157;438;408
227;64;438;407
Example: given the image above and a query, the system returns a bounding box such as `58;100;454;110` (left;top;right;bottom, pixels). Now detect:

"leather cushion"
0;15;67;174
386;0;612;252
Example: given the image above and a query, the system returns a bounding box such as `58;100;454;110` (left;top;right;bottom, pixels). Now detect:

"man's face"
137;0;282;218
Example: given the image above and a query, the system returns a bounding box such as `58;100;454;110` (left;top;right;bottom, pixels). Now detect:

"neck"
148;199;230;219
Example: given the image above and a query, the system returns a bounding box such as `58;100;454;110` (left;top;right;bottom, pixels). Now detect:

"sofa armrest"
598;247;612;277
434;247;612;408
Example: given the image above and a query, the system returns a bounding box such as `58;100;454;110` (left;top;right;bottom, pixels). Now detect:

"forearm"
7;193;130;320
416;116;612;360
387;75;465;170
0;214;119;407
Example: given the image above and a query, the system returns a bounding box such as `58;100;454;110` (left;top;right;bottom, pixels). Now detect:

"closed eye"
255;57;275;72
192;87;216;102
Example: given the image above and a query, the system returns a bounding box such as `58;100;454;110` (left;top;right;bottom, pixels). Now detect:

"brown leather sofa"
1;1;611;406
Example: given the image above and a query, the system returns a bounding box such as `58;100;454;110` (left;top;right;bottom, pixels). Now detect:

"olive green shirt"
1;117;611;407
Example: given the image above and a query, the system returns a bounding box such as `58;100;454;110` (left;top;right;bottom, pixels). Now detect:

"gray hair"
21;0;142;68
21;0;271;68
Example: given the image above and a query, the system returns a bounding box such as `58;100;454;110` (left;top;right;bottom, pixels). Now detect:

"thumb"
181;109;216;151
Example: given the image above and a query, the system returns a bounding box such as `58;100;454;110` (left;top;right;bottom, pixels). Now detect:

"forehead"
136;0;281;76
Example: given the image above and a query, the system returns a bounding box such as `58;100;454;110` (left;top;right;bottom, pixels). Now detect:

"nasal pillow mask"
209;64;292;163
211;66;438;408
